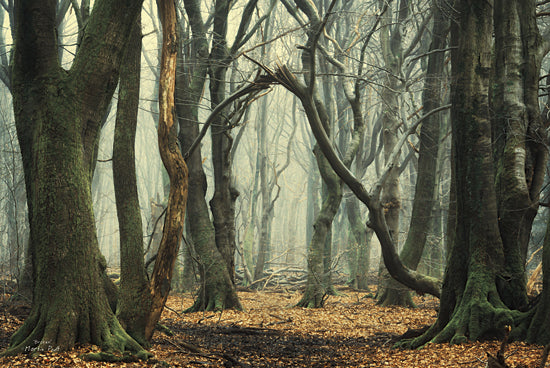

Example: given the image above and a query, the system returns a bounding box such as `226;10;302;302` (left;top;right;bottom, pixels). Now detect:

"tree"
402;0;550;346
112;13;151;347
5;0;149;356
279;0;375;307
178;0;273;311
377;0;449;307
146;0;189;342
176;0;242;311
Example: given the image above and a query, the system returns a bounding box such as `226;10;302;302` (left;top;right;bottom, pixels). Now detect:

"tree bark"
400;0;520;347
6;0;147;357
145;0;189;341
113;14;151;347
492;0;547;310
177;0;241;311
208;0;239;284
376;0;408;306
378;0;449;307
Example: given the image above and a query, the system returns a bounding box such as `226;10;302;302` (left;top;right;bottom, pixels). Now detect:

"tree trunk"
492;0;546;310
177;0;241;311
378;0;449;307
296;144;343;307
253;96;272;281
144;0;189;340
113;14;151;347
375;0;407;306
6;0;147;356
401;0;519;346
346;197;372;290
209;0;239;284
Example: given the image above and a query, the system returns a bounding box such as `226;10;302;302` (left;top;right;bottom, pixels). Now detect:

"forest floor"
0;287;546;367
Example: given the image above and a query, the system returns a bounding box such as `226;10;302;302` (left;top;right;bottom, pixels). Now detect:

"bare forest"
1;0;550;367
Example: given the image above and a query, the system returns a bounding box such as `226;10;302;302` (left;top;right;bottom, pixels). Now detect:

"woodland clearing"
0;287;545;367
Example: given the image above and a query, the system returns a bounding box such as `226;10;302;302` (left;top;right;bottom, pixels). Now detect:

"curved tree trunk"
144;0;189;340
5;0;147;356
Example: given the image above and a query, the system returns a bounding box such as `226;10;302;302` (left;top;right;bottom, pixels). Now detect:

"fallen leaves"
0;288;546;367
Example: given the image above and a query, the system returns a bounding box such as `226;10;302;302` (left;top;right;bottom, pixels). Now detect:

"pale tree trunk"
346;197;373;290
253;95;273;281
145;0;189;341
376;0;408;306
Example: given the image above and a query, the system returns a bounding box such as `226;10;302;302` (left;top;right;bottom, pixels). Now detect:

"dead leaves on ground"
0;289;546;367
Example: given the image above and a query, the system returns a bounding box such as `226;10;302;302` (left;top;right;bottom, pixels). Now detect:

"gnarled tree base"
185;277;242;312
398;274;520;348
2;300;150;359
295;283;327;308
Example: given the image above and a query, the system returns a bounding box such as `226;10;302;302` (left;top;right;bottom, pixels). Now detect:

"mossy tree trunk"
6;0;147;356
377;0;449;307
402;0;549;347
177;0;241;311
492;0;548;310
112;14;152;347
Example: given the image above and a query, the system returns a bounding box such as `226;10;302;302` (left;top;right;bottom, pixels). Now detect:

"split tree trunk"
6;0;147;356
401;0;525;346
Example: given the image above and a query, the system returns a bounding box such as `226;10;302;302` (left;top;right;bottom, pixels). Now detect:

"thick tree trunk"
113;15;151;347
401;0;520;347
492;0;546;310
5;0;147;357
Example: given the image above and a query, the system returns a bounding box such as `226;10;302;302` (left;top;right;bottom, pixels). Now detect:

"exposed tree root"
185;283;242;312
1;302;151;360
295;284;327;308
398;275;521;348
